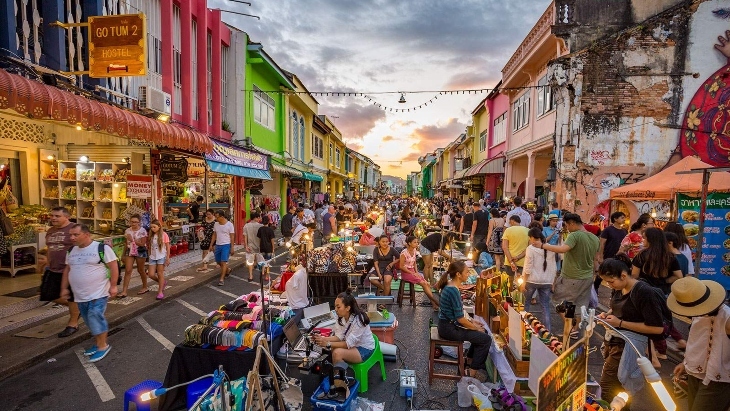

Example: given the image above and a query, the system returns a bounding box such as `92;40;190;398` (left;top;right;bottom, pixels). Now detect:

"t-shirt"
291;224;309;244
473;210;489;235
632;251;681;295
502;226;529;267
149;232;170;260
674;252;690;276
213;221;235;246
601;225;628;259
420;233;443;252
46;223;74;273
610;280;665;336
257;225;276;253
189;202;201;223
543;226;560;246
563;230;600;280
585;224;601;236
438;286;464;321
285;266;308;310
243;221;263;251
505;207;532;228
460;212;474;233
66;241;117;302
125;227;148;256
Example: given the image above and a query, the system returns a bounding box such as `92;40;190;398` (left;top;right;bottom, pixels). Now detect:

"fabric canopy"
301;172;323;182
207;160;272;180
610;156;730;200
270;163;303;177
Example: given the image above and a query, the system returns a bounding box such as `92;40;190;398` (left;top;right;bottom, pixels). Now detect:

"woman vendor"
369;235;398;297
313;291;376;366
400;236;441;310
436;260;492;380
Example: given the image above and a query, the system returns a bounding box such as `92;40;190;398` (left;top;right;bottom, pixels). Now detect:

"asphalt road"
0;267;687;411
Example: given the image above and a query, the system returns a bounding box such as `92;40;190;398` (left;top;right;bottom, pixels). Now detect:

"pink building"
483;86;509;201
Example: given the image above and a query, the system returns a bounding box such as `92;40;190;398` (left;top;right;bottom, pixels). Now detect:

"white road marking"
169;275;194;281
229;275;249;282
136;317;176;352
176;299;207;316
75;349;115;402
205;284;239;298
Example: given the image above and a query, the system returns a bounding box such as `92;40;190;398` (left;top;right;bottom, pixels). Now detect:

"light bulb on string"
651;208;657;218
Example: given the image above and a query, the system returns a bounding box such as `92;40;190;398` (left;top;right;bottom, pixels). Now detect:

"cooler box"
371;321;398;344
310;379;359;411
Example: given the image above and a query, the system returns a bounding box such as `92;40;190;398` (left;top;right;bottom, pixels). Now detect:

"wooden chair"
428;327;465;384
397;279;416;307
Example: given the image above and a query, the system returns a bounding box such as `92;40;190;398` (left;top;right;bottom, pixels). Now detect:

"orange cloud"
409;118;465;154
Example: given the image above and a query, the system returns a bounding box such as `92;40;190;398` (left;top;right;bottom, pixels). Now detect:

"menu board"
677;193;730;290
537;338;587;411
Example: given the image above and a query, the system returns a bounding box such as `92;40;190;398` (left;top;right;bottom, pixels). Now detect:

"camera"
555;300;576;318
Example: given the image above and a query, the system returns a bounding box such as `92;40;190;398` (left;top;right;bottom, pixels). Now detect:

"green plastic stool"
349;334;387;393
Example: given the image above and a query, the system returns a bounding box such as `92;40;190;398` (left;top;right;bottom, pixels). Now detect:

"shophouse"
419;152;437;199
310;114;331;205
501;2;566;207
324;117;347;198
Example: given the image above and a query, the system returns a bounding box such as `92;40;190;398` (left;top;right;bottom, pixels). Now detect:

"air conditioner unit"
138;86;171;115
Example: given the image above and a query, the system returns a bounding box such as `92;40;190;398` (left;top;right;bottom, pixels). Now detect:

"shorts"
214;244;231;263
419;245;432;256
261;252;273;260
40;269;74;302
552;276;593;312
77;297;109;336
357;346;374;362
244;252;265;265
124;248;148;259
149;257;166;265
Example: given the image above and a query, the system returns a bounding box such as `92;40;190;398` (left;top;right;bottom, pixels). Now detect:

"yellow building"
324;117;347;198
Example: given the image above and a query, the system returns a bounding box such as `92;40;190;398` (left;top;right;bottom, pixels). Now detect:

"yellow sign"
88;13;146;78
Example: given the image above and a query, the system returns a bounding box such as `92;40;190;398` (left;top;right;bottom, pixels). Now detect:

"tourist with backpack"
146;220;171;300
486;208;504;273
59;224;119;363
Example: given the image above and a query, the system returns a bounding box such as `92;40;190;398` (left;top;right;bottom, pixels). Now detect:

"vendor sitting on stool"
436;260;492;381
313;290;375;367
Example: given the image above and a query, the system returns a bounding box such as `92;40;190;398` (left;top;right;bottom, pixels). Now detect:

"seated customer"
436;261;492;380
313;291;375;365
400;236;441;310
370;235;399;297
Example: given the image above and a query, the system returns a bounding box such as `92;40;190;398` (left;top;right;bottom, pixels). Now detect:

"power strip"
399;369;417;398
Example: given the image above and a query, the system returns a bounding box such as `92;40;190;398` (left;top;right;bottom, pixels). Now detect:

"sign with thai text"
159;157;189;183
88;14;146;78
127;175;152;198
537;338;587;411
678;192;730;290
205;140;268;171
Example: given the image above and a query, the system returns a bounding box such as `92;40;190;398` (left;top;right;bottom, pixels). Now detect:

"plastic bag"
457;377;496;410
202;250;215;263
468;384;494;411
350;396;385;411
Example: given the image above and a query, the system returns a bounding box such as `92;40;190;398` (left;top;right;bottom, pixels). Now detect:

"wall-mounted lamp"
157;113;170;123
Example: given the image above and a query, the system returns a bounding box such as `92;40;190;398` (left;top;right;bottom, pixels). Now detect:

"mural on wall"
681;27;730;165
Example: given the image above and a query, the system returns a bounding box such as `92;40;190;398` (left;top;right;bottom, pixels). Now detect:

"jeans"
523;283;552;330
77;297;109;336
437;320;492;371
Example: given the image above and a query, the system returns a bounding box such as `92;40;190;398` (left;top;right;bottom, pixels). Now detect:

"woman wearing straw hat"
668;277;730;411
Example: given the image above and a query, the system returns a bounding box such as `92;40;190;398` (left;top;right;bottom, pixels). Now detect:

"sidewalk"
0;246;255;381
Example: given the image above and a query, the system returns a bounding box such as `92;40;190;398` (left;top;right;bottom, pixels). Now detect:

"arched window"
299;117;305;160
291;112;299;159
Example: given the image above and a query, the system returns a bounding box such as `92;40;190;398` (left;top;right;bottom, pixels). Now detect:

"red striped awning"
0;69;212;154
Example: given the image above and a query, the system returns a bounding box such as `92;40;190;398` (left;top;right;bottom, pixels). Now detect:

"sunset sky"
213;0;553;177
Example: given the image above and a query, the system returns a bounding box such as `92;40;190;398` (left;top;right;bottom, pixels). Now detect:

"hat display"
667;277;726;317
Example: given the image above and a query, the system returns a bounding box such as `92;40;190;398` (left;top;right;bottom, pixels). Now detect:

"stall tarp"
610;156;730;200
205;140;272;180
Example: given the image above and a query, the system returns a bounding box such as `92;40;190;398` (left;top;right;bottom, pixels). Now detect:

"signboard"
205;140;268;171
160;157;189;183
537;338;587;411
127;175;152;198
88;13;146;78
677;192;730;290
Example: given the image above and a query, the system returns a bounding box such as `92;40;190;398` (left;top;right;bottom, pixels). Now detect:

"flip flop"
116;294;127;299
137;289;150;295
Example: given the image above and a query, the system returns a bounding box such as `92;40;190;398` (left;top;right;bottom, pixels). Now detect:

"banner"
159;157;188;183
538;338;587;411
127;175;152;198
677;192;730;290
205;140;268;171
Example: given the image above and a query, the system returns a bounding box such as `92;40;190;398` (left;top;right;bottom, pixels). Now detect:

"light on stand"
516;276;524;286
140;387;166;401
651;208;657;218
637;357;676;411
610;392;629;411
465;241;471;248
285;241;292;248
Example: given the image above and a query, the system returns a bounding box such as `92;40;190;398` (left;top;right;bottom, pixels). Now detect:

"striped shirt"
438;286;464;321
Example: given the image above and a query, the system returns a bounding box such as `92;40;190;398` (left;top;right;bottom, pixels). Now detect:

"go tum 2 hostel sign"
205;140;268;171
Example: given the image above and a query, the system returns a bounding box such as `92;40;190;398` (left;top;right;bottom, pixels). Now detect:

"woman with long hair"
596;255;667;408
313;290;376;365
523;227;557;330
399;236;440;309
618;213;655;259
147;220;171;300
120;214;148;298
486;208;505;273
370;235;399;297
663;221;694;276
436;261;492;380
197;209;217;272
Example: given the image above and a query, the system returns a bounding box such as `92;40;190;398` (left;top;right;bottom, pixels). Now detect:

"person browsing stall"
291;222;315;246
436;260;492;380
313;291;376;366
285;264;309;316
419;232;456;285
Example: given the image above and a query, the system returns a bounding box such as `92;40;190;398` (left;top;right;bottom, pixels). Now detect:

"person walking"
522;227;558;330
120;214;148;298
663;222;695;277
470;202;489;245
486;208;505;273
502;215;529;278
209;210;235;286
618;213;655;259
322;205;336;246
196;210;216;272
60;224;119;362
40;207;81;338
596;211;628;291
280;205;296;241
257;214;276;261
146;220;170;300
242;212;264;282
505;197;531;228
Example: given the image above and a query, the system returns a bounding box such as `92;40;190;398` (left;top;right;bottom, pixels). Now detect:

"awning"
454;168;468;179
205;139;272;180
0;69;213;153
469;156;505;176
271;163;304;177
301;172;324;182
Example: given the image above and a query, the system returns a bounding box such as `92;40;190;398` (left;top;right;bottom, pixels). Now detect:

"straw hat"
667;277;726;317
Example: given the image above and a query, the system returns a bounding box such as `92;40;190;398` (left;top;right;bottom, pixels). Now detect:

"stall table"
308;271;350;304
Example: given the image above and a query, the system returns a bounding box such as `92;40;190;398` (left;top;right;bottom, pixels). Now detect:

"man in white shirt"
60;224;119;363
505;197;532;228
242;212;264;282
209;210;235;286
285;265;309;316
291;222;315;246
302;204;315;225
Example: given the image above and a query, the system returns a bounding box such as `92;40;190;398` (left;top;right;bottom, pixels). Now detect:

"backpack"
629;279;673;341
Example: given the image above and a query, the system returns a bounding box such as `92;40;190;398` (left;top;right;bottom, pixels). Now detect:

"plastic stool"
124;380;163;411
349;334;387;393
186;376;214;409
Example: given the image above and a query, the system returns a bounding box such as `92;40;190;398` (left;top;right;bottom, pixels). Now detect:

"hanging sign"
537;338;587;411
677;192;730;290
205;140;268;171
160;157;189;183
88;14;146;78
127;175;152;198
